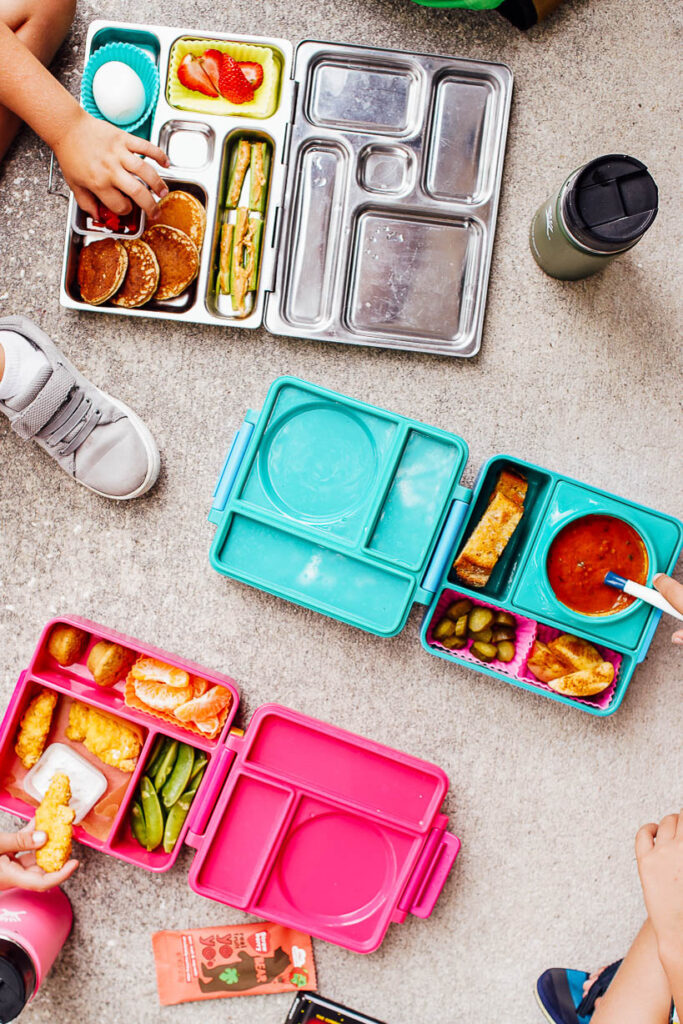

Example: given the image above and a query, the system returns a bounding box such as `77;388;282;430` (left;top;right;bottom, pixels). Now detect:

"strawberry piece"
218;55;254;104
177;53;218;97
238;61;264;90
200;48;224;93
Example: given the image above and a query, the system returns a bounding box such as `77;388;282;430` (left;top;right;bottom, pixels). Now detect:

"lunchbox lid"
208;377;470;636
185;703;459;953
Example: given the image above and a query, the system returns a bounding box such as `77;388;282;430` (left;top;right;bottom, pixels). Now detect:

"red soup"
547;514;648;616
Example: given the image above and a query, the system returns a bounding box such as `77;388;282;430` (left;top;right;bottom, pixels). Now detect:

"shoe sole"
0;316;160;500
534;984;559;1024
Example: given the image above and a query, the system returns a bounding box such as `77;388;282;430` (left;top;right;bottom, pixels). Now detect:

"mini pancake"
111;239;160;308
141;224;199;301
152;190;206;248
77;238;128;305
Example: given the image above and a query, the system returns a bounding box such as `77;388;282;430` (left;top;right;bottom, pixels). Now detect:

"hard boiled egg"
92;61;147;126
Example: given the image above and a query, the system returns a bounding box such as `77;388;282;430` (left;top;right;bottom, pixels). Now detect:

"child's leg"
591;919;673;1024
0;0;76;160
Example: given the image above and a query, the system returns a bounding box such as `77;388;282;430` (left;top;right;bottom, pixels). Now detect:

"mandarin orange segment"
131;657;190;689
173;685;232;724
132;676;194;712
195;716;221;736
191;676;211;698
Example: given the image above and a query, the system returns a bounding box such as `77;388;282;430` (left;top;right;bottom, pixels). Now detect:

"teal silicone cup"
81;42;159;133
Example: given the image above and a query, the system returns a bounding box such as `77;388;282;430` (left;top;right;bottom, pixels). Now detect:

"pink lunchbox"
0;617;460;954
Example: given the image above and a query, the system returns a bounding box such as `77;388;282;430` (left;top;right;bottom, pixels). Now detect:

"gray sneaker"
0;316;160;499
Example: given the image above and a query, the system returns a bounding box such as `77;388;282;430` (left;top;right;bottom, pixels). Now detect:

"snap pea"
161;743;195;809
153;740;179;791
130;799;147;848
189;752;208;782
145;735;168;778
140;775;164;851
162;781;200;854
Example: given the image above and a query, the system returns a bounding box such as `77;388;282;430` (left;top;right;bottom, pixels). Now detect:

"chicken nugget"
66;702;142;772
47;625;89;666
35;772;75;872
15;690;57;769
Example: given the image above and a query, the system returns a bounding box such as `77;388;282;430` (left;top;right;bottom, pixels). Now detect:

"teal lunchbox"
209;378;682;716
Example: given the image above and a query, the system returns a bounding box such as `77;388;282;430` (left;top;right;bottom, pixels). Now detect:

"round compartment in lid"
275;811;395;922
563;155;658;253
259;403;379;521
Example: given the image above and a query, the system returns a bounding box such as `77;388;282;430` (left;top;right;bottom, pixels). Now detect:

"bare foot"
583;966;608;1001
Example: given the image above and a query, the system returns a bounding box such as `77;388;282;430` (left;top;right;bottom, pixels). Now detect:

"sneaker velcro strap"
11;364;75;440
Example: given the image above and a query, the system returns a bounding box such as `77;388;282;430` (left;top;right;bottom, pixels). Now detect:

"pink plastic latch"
397;814;461;920
184;744;236;850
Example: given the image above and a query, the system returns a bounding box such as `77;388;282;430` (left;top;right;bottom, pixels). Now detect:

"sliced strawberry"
238;61;264;90
177;54;218;97
200;48;224;93
218;55;254;104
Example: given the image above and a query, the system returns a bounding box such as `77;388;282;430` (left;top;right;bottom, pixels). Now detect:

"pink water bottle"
0;888;72;1021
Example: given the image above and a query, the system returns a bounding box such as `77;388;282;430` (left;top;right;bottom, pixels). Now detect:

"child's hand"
653;574;683;644
0;826;78;891
636;812;683;965
53;109;170;219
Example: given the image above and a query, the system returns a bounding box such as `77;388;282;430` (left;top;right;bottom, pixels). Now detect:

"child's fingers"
656;813;678;842
72;185;99;220
653;574;683;616
0;828;47;856
0;856;79;891
635;822;657;860
128;136;170;168
672;627;683;645
115;173;157;216
121;154;168;198
97;186;132;216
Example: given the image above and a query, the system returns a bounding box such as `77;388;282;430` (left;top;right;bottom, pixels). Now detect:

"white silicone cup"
518;624;622;710
427;590;537;676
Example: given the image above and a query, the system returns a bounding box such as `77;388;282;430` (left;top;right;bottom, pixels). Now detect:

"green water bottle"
530;155;659;280
410;0;564;29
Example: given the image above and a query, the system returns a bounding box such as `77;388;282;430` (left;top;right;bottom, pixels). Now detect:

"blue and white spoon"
604;572;683;621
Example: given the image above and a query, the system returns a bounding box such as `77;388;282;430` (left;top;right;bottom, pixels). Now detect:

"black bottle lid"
498;0;539;30
0;939;36;1023
563;155;658;253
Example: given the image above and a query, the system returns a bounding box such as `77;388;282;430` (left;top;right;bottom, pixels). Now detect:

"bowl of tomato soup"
547;514;650;617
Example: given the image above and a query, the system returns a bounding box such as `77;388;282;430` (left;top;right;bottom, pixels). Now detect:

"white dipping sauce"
24;743;107;823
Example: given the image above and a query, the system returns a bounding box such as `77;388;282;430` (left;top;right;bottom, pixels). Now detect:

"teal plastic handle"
209;419;255;524
422;499;471;594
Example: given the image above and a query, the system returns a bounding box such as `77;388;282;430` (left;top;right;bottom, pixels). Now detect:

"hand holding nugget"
0;825;78;892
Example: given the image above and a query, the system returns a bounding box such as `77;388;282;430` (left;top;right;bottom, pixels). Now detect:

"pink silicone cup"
518;623;622;710
427;590;536;676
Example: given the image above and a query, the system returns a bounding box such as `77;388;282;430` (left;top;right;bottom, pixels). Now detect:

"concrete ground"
1;0;681;1021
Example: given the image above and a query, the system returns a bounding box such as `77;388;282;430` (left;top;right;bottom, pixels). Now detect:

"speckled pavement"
1;1;681;1022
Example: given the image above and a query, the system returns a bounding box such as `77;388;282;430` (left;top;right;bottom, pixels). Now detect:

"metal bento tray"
59;21;513;357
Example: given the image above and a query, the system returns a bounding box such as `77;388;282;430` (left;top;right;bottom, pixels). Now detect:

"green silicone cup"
81;42;159;133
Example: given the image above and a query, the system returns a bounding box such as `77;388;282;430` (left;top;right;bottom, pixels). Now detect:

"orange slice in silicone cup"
174;685;232;724
195;716;220;736
131;658;190;689
191;676;211;698
133;677;194;712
